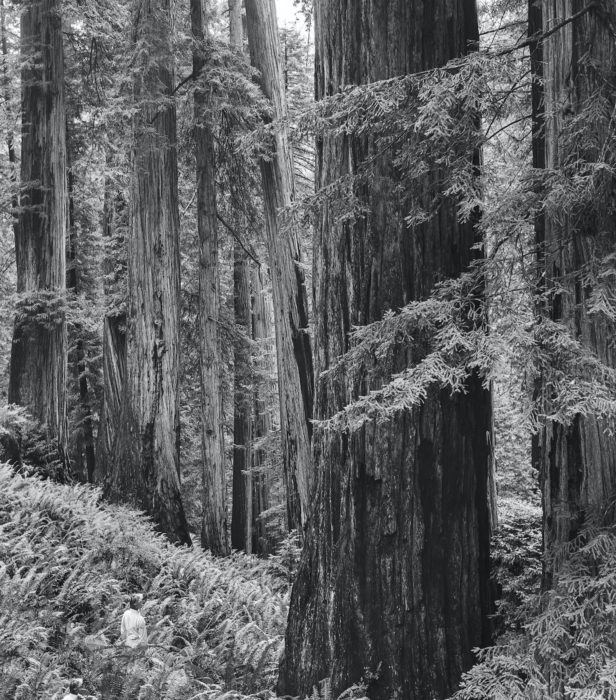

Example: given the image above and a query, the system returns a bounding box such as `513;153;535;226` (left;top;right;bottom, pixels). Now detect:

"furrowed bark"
534;0;616;580
9;0;68;469
245;0;314;531
192;0;228;555
279;1;494;698
105;0;191;546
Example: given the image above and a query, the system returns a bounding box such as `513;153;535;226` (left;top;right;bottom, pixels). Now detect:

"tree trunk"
279;2;493;698
250;264;274;554
229;1;272;554
104;0;191;546
534;1;616;579
66;156;97;483
9;0;68;467
96;182;127;484
229;0;251;554
192;0;228;555
231;244;253;552
245;0;314;531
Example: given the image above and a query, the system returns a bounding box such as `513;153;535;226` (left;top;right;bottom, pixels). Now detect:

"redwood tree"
192;0;228;555
279;1;494;698
104;0;191;546
245;0;314;531
533;1;616;576
9;0;68;465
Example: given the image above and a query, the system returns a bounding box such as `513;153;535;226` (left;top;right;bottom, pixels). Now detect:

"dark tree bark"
229;0;253;553
231;245;253;552
8;0;68;467
104;0;191;546
279;2;494;698
66;156;96;483
245;0;314;531
192;0;228;555
533;1;616;579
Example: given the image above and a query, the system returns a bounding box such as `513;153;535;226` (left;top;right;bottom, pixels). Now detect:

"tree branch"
497;2;601;57
216;212;261;266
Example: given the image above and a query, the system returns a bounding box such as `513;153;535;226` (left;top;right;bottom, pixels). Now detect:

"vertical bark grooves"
105;0;190;546
536;0;616;578
279;1;493;698
192;0;228;555
245;0;314;531
8;0;68;464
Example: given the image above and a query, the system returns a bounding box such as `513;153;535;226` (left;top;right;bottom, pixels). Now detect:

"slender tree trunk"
1;0;17;223
231;245;253;552
229;0;252;553
9;0;68;467
191;0;228;555
104;0;191;546
245;0;314;531
66;156;97;483
96;182;127;484
534;1;616;580
279;2;493;698
250;264;273;554
229;1;272;553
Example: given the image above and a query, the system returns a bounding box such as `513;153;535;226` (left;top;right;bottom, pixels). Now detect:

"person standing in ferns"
120;594;148;649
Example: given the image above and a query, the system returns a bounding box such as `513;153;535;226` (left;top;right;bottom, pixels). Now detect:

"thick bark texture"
279;2;493;698
104;0;190;546
192;0;228;555
8;0;68;463
535;1;616;577
245;0;314;531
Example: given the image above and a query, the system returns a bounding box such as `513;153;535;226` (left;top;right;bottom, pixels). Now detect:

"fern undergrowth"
0;463;289;699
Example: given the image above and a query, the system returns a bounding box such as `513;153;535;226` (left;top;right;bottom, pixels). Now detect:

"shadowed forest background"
1;0;616;698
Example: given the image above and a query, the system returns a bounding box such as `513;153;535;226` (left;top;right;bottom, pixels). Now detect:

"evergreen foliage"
1;0;616;696
453;519;616;699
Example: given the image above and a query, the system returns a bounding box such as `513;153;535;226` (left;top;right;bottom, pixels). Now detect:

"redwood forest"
1;0;616;698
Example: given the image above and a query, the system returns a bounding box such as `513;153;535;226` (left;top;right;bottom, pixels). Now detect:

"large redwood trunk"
192;0;228;555
244;0;314;531
104;0;190;546
279;2;493;698
534;1;616;577
9;0;68;465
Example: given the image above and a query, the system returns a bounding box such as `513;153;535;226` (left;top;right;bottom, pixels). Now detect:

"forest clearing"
1;0;616;698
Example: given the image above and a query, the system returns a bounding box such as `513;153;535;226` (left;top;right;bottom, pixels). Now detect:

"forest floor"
0;463;293;699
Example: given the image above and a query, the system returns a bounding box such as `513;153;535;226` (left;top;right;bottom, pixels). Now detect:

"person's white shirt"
62;695;80;700
120;607;148;648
